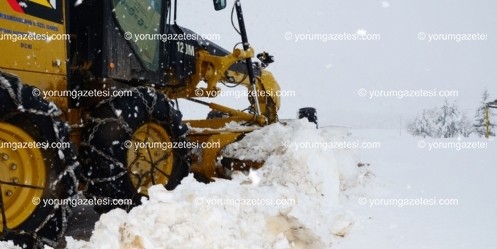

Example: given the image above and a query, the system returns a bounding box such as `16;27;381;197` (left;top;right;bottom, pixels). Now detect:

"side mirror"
213;0;227;11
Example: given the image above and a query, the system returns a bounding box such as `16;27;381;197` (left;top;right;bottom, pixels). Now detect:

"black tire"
80;87;189;213
0;73;80;249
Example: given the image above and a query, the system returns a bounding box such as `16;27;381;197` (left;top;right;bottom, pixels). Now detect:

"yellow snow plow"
0;0;319;248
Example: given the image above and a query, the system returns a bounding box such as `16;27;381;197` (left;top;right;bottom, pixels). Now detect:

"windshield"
113;0;162;71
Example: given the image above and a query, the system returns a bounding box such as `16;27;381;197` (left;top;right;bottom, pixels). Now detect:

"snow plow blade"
186;121;264;181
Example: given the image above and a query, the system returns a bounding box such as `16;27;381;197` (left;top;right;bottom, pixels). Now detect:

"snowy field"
336;129;497;249
1;0;496;248
0;121;495;248
53;120;494;249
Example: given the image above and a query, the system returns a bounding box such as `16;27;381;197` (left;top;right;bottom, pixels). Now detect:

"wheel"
298;107;318;128
0;73;80;248
80;87;189;213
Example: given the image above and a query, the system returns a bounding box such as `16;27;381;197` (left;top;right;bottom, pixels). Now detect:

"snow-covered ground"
64;120;496;249
0;241;20;249
66;120;366;249
1;1;495;249
336;129;497;249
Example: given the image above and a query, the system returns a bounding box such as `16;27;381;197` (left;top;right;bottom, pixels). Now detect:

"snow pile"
0;241;21;249
67;120;369;248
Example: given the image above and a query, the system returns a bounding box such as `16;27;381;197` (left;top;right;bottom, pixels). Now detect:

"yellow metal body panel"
0;0;68;109
164;46;281;126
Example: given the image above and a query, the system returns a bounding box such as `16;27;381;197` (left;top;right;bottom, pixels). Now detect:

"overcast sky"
177;0;497;128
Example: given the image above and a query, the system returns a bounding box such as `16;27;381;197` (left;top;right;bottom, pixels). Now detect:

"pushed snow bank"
67;120;370;249
0;241;21;249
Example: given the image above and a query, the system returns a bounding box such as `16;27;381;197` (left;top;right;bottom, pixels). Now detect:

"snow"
66;121;497;249
334;129;497;249
67;120;369;248
187;121;259;134
356;29;368;36
58;149;65;160
1;1;493;247
74;0;83;7
408;100;474;138
114;109;122;117
0;241;20;249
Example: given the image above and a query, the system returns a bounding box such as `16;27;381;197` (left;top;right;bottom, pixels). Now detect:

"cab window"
113;0;162;71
